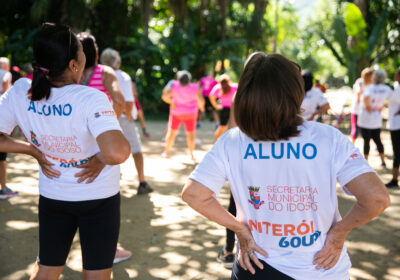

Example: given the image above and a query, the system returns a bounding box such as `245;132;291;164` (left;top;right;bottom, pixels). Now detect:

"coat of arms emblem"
248;186;264;210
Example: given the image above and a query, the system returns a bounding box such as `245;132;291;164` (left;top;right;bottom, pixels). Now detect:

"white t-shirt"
0;69;12;94
190;122;374;280
357;84;393;129
0;78;122;201
351;78;363;115
387;82;400;130
301;87;328;120
115;69;137;120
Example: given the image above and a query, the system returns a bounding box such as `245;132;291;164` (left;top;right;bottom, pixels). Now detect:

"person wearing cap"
209;74;238;142
162;70;205;161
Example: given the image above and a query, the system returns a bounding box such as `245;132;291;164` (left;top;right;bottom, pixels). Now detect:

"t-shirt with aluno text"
0;78;122;201
189;122;374;280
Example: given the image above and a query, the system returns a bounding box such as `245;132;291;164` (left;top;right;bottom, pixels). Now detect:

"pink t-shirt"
199;76;218;97
171;81;199;115
209;83;238;108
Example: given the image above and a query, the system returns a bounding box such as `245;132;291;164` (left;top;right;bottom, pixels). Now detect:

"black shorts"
204;96;214;112
38;193;120;270
231;259;294;280
0;152;7;161
219;107;231;126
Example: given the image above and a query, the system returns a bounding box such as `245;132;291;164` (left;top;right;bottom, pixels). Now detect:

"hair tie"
32;63;49;75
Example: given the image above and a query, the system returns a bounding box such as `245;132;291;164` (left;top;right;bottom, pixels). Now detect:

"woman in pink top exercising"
162;70;204;161
209;74;238;142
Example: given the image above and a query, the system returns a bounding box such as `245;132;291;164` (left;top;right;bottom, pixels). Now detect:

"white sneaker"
114;248;132;264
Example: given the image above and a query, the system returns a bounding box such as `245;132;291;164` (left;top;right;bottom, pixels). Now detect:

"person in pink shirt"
162;70;205;161
209;74;238;142
199;72;219;124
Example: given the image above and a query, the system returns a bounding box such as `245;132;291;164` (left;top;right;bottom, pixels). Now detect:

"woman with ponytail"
0;23;130;279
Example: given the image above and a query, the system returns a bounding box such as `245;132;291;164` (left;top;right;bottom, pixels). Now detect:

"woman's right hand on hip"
236;225;269;275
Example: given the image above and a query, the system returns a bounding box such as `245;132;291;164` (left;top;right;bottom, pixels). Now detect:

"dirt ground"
0;96;399;279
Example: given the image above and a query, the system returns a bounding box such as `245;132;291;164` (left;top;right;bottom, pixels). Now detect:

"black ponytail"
30;23;79;101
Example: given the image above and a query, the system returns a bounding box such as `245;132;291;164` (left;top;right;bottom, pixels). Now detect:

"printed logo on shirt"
248;219;321;248
45;153;89;168
248;186;265;210
350;153;359;159
94;110;116;118
30;131;41;147
344;152;362;165
41;135;82;154
27;101;72;117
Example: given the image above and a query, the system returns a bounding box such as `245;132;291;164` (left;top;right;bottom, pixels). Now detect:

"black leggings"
226;192;237;252
391;130;400;168
231;259;294;280
360;128;384;156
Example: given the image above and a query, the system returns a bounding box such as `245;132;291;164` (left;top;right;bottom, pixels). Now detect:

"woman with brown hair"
209;74;237;142
182;52;390;279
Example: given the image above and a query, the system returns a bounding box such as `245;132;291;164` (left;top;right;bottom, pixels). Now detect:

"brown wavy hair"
234;52;305;141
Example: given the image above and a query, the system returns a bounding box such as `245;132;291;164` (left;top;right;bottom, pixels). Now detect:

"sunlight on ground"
1;119;399;280
6;220;38;230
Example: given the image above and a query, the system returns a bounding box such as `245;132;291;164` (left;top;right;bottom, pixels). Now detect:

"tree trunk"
141;0;153;37
218;0;226;72
354;0;368;22
169;0;188;28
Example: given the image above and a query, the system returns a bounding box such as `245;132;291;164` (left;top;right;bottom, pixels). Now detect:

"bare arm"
95;130;131;165
0;133;60;179
309;103;330;120
162;88;176;110
182;179;268;274
364;96;373;112
313;172;390;270
132;82;139;100
2;81;9;93
124;102;134;121
102;66;125;119
196;91;205;112
209;95;221;110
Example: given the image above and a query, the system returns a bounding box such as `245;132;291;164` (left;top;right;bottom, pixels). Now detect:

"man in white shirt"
100;48;153;195
0;57;17;199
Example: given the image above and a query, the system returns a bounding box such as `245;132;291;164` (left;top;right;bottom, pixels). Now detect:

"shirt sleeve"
209;84;220;97
0;86;18;134
86;92;122;139
164;80;174;91
3;72;11;83
333;129;375;194
189;134;228;196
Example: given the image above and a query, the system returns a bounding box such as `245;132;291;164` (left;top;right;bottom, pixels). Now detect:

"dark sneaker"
385;180;398;188
137;182;153;195
0;187;18;199
216;248;235;269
